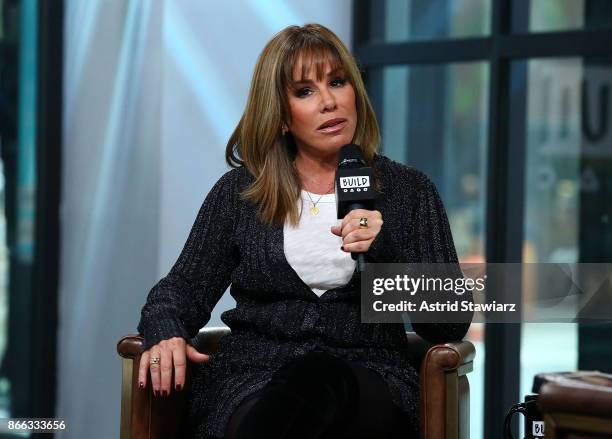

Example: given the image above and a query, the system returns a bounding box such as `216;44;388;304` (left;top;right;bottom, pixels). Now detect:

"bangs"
282;44;345;90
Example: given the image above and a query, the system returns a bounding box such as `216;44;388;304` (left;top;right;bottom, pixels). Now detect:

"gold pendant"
310;206;319;216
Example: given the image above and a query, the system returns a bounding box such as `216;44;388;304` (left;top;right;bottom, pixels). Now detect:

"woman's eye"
296;88;312;98
294;78;346;98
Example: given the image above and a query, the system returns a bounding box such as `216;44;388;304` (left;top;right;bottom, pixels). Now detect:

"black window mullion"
32;0;63;419
499;29;612;59
354;38;492;66
354;32;612;68
484;1;523;437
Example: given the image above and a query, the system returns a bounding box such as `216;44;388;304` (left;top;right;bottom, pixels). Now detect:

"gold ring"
359;217;369;228
150;357;161;365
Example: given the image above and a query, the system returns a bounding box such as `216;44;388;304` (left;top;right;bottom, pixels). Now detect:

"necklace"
293;161;335;216
303;182;335;216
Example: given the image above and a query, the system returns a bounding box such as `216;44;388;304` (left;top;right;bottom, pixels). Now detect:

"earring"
281;124;288;135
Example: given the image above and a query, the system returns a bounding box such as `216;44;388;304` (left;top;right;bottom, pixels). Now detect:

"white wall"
58;1;351;437
58;2;163;438
160;0;352;324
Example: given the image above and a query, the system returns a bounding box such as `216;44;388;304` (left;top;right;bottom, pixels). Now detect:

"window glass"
514;0;612;33
371;0;491;43
378;61;489;439
380;62;488;261
0;0;38;428
516;55;612;418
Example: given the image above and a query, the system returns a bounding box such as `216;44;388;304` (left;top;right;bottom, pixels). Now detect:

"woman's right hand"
138;336;210;396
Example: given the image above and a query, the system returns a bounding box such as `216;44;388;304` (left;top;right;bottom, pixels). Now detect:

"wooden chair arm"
116;334;190;439
409;334;475;439
117;334;144;359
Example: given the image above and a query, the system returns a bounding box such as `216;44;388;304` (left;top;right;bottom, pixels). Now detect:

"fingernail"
176;384;182;391
340;246;344;251
139;382;144;389
162;390;168;397
154;390;159;397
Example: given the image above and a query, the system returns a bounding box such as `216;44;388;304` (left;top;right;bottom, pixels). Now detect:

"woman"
137;23;470;438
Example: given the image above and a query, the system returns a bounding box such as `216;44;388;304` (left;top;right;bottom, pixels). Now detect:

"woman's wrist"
140;317;190;352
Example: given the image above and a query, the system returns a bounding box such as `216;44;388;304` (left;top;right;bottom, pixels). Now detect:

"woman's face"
286;58;357;160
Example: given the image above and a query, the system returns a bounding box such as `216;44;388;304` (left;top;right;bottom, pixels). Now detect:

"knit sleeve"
366;164;473;343
137;170;240;351
408;174;473;343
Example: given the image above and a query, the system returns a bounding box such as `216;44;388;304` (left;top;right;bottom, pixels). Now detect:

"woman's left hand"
331;209;383;253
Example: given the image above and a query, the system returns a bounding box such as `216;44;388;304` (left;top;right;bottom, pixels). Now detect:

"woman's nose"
320;88;337;111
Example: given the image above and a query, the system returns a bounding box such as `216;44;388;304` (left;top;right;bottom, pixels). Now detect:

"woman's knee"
270;352;358;411
226;352;360;438
225;388;308;439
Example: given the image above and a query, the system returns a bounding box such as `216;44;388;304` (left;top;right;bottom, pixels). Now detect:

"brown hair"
225;23;381;226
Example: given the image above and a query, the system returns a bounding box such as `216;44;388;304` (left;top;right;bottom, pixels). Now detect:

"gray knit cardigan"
137;153;471;438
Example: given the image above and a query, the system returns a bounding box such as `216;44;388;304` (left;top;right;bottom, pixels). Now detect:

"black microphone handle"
347;202;367;273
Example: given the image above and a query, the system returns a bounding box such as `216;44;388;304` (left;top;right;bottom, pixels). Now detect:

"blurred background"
0;0;611;438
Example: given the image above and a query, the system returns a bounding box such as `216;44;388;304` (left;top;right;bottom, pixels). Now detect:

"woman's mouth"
317;119;348;134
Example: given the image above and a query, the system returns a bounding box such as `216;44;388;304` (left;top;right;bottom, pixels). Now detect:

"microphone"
335;144;377;273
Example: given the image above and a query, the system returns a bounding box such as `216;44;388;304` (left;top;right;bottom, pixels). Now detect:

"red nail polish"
154;390;159;397
162;390;168;397
176;384;182;391
139;382;144;389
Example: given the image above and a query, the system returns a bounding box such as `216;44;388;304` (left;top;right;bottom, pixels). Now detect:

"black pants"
225;351;413;439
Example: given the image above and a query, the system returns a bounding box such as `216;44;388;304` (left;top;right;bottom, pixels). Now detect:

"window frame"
352;0;612;436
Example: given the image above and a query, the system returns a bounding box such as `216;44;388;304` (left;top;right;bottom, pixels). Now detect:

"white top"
283;190;356;297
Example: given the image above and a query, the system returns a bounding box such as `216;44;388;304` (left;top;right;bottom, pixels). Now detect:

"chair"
537;371;612;439
117;328;475;439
